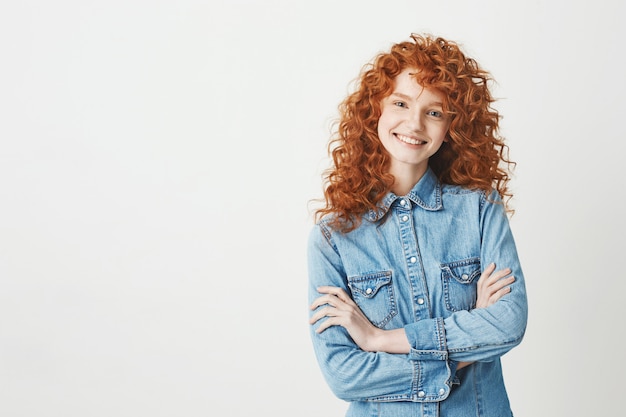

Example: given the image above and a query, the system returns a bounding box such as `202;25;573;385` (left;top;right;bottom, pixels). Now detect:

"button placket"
395;197;430;320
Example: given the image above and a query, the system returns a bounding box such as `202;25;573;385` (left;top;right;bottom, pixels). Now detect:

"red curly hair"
315;33;514;232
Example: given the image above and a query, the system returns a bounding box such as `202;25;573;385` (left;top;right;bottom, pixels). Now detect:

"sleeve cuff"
405;317;449;361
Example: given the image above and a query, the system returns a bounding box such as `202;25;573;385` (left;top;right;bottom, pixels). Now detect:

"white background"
1;1;624;416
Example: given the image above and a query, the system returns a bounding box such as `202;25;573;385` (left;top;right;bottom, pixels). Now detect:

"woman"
308;34;528;417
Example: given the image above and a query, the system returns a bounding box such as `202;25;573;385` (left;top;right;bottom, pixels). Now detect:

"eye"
393;101;407;108
427;110;443;118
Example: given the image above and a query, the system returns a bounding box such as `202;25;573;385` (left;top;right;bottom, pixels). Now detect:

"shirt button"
417;298;424;305
400;199;406;206
461;273;469;280
410;257;417;263
438;388;445;395
402;215;409;222
418;391;425;398
365;288;373;295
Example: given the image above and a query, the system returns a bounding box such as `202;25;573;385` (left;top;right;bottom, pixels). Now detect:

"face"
377;68;451;179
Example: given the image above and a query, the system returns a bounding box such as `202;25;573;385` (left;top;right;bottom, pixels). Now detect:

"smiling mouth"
395;133;426;145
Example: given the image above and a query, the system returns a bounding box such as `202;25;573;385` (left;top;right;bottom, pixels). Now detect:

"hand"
457;264;515;371
475;263;515;309
309;286;385;352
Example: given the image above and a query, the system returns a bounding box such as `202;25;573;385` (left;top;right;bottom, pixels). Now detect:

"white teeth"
396;134;425;145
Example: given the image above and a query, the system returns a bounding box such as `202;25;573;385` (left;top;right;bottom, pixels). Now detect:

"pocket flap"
440;257;481;284
348;272;392;299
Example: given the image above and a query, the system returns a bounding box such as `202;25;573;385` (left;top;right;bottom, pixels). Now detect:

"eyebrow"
389;92;443;107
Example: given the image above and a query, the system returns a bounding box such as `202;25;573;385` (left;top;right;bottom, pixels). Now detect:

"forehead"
390;69;445;103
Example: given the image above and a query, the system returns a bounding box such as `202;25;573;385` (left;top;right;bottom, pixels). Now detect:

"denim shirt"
308;168;528;417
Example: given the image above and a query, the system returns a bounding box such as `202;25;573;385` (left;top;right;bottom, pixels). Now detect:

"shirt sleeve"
308;224;455;402
404;190;528;363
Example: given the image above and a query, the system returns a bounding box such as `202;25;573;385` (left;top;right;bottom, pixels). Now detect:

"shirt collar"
366;167;443;222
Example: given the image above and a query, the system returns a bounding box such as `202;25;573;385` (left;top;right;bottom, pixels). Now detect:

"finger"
309;296;328;311
312;309;345;334
309;293;344;310
477;263;496;288
317;286;351;302
491;268;512;281
486;277;515;301
315;317;337;334
485;276;515;297
309;306;334;325
489;285;512;303
481;267;512;288
317;290;360;312
491;275;515;291
479;263;496;279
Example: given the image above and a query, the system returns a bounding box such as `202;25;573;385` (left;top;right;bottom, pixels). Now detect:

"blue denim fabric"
308;168;528;417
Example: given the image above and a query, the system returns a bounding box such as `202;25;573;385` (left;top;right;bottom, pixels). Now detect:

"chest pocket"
347;271;397;328
440;258;481;312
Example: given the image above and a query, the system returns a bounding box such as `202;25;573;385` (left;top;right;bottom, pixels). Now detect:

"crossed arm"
309;262;515;368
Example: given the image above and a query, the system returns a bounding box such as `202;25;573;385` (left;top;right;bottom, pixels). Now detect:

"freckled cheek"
376;116;388;138
376;113;398;136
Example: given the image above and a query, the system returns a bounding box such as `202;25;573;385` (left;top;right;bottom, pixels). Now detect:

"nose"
406;108;424;131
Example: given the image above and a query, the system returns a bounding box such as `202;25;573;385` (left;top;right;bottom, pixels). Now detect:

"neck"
389;164;428;196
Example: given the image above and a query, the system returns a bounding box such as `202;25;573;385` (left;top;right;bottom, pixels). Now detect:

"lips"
395;133;426;145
